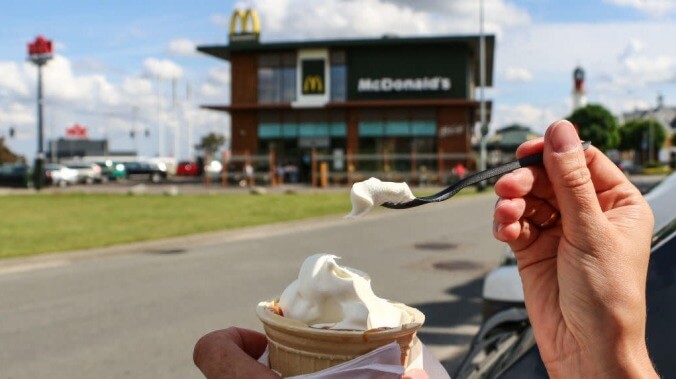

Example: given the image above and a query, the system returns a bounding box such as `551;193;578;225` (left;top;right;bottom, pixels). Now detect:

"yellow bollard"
319;162;328;188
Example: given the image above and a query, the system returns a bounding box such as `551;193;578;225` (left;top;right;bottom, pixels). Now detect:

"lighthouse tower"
572;66;587;111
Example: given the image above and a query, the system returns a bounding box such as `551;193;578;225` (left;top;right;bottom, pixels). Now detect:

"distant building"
197;8;495;183
485;124;542;165
622;94;676;163
46;138;136;162
572;66;587;112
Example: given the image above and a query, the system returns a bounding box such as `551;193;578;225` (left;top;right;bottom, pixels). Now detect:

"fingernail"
548;120;579;153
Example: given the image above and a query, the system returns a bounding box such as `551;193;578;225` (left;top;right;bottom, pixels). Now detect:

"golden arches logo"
229;9;260;35
303;75;324;93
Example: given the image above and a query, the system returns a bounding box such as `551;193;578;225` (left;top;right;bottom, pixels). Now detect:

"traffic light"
145;129;150;137
9;127;15;138
130;130;135;139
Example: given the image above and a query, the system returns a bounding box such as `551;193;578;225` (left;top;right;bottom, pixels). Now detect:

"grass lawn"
0;193;351;259
0;188;477;259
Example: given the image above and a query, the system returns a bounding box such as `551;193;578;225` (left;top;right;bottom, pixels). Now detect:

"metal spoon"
381;141;591;209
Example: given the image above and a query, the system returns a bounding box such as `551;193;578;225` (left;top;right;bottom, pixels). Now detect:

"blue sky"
1;0;675;160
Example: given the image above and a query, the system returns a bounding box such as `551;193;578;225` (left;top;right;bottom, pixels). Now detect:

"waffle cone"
256;301;425;377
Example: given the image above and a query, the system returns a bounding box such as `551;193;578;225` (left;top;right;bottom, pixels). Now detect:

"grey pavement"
1;193;509;378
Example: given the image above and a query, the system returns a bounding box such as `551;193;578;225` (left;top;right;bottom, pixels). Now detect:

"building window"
358;109;437;144
258;53;296;103
330;50;346;102
258;111;346;140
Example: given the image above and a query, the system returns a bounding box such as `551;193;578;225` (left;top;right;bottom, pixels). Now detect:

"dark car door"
495;222;676;378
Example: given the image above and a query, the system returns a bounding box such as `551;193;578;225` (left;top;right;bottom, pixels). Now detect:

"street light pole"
478;0;488;190
28;35;53;190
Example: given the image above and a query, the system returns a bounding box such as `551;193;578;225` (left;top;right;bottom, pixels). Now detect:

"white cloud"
617;39;676;84
207;66;230;85
200;83;225;98
503;67;533;82
0;62;30;97
121;77;154;96
0;53;227;160
493;103;561;133
167;38;197;56
0;102;34;127
143;58;184;80
622;55;676;83
603;0;676;18
222;0;529;40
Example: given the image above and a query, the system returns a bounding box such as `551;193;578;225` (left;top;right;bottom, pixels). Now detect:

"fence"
206;149;477;187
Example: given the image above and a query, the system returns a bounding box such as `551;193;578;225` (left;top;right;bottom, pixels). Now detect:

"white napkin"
258;339;451;379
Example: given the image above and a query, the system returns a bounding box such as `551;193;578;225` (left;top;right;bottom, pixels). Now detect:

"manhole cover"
147;248;187;255
414;242;458;251
433;260;486;272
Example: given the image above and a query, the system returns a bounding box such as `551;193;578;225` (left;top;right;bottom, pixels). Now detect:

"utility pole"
478;0;488;190
157;76;164;157
28;35;53;190
132;106;139;155
186;81;194;159
172;78;180;160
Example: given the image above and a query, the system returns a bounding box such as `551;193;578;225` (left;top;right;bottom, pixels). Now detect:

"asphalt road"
0;193;504;378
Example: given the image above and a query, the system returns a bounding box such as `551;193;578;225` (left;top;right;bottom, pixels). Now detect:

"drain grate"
147;248;187;255
414;242;458;251
432;260;487;272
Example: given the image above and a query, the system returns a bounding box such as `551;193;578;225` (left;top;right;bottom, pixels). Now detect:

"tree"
0;137;24;164
195;132;225;156
567;104;619;152
619;119;667;163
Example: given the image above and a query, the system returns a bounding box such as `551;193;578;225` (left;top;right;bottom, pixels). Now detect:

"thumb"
543;120;604;231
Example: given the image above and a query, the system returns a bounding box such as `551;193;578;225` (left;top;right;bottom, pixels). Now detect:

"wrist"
545;342;658;379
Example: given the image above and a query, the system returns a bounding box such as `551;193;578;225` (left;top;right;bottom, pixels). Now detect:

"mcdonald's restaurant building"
198;9;494;183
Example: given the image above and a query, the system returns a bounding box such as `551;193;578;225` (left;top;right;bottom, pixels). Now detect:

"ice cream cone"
256;300;425;377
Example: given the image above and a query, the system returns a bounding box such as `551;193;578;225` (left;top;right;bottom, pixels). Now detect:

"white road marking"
0;260;70;275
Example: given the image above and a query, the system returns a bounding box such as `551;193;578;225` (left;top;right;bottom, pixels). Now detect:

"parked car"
176;161;200;176
481;173;676;322
454;218;676;379
122;161;167;183
0;163;32;188
617;159;642;174
94;160;127;181
64;162;103;184
456;174;676;378
44;164;79;187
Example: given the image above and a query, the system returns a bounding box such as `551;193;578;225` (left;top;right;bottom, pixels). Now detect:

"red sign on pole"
66;124;88;139
28;35;53;57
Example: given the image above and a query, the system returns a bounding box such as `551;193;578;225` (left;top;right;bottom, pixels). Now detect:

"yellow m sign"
229;9;260;35
303;75;324;94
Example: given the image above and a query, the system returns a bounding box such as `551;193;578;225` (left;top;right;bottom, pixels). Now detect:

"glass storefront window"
411;120;436;136
330;123;346;137
359;121;384;136
258;53;296;103
259;123;281;139
330;50;346;102
384;120;409;136
330;65;346;102
282;124;298;138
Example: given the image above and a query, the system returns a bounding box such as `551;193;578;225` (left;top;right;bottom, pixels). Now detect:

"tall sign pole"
478;0;488;190
28;35;53;190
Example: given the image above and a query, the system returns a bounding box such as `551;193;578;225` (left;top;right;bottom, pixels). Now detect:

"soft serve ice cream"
278;254;413;330
347;177;415;217
257;255;426;376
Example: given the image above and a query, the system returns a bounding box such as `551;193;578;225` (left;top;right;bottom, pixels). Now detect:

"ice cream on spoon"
347;177;415;217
